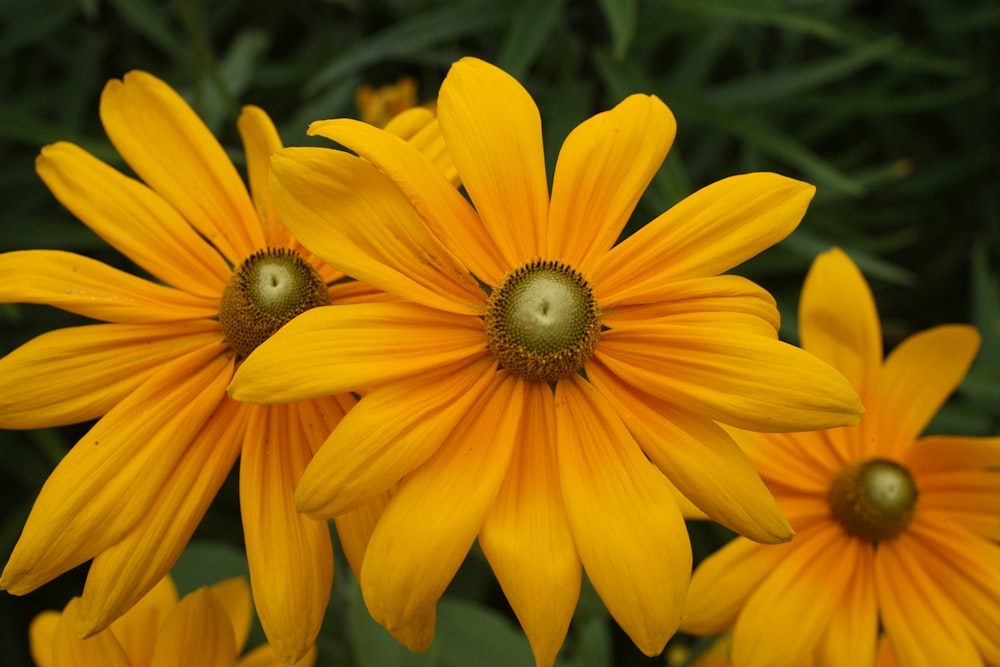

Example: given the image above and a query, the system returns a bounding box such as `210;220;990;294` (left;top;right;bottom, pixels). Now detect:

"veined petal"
555;376;690;656
593;173;815;295
270;147;486;314
0;250;218;322
333;490;391;581
479;382;581;667
361;372;522;630
77;398;247;636
30;611;59;667
0;343;232;595
237;105;283;245
239;645;317;667
586;360;792;544
148;588;237;667
308;119;504;285
0;321;222;429
596;318;863;432
107;576;179;667
101;71;263;263
730;428;842;496
37;142;230;296
814;544;878;667
916;468;1000;541
383;109;459;186
680;537;793;635
52;598;131;667
906;435;1000;473
548;94;675;271
241;404;333;663
732;525;856;667
230;302;487;403
438;56;548;266
799;248;882;401
296;358;497;517
209;578;253;655
874;325;980;459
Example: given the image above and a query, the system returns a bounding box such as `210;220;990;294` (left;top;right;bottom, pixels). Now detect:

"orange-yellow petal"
814;543;878;667
106;576;180;666
241;404;333;663
479;382;581;667
269;146;485;314
209;577;253;655
239;644;317;667
731;428;842;497
295;358;497;517
29;611;59;667
906;435;1000;474
586;360;792;544
0;250;218;322
333;490;391;582
237;105;284;245
148;588;238;667
915;469;1000;542
361;372;522;631
230;302;487;404
593;173;815;297
100;70;264;263
383;108;459;186
438;57;548;267
37;142;231;296
548;94;675;272
555;376;689;656
51;598;131;667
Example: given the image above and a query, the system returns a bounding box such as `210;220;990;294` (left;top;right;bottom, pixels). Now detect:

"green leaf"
106;0;184;58
496;0;564;79
597;0;638;60
170;540;250;596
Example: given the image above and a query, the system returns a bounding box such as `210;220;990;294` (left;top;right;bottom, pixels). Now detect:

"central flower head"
828;458;919;542
484;258;601;383
220;247;330;359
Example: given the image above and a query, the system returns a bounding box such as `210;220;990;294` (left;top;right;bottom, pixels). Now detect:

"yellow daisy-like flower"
30;575;314;667
680;248;1000;667
230;57;863;666
356;76;420;128
0;71;434;661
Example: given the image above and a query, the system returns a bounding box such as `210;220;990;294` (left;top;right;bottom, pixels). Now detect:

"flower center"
219;248;330;359
828;458;918;542
484;258;601;383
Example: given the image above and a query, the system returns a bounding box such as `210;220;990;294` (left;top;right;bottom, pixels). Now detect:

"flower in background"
356;76;420;128
680;248;1000;667
231;57;863;666
668;632;899;666
0;71;437;661
29;574;314;667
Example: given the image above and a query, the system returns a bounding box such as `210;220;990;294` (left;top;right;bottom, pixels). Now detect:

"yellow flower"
29;574;314;667
0;71;433;661
231;57;863;665
356;76;420;128
680;248;1000;667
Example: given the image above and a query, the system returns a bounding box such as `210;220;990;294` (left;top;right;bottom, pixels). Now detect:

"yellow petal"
307;118;505;286
230;302;487;404
438;56;548;266
295;358;497;517
386;609;438;653
0;344;231;595
269;146;485;314
479;382;581;667
106;575;180;667
0;250;218;322
586;360;792;544
383;109;459;186
596;316;863;432
0;321;221;429
237;105;283;245
209;578;253;655
149;588;238;667
239;644;317;667
361;372;522;630
51;598;131;667
593;173;815;296
729;428;841;496
100;70;264;263
548;94;675;272
241;404;333;663
907;435;1000;473
554;376;689;656
78;399;246;636
333;491;391;582
874;324;980;459
814;544;878;667
30;611;60;667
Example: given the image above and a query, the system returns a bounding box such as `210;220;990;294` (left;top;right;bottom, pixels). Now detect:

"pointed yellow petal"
596;316;863;432
237;105;283;245
51;598;131;667
729;428;842;496
241;404;333;663
30;611;59;667
148;588;238;667
0;344;231;595
209;578;253;656
0;321;221;429
307;118;505;286
361;372;522;630
383;109;459;186
479;382;581;667
106;576;179;667
0;250;218;322
230;302;487;403
100;70;264;263
270;147;486;314
78;399;246;636
36;141;230;296
333;491;391;581
586;360;792;544
386;609;438;653
555;376;690;656
594;173;815;296
814;544;877;667
239;644;317;667
296;358;497;517
548;94;675;271
874;324;980;459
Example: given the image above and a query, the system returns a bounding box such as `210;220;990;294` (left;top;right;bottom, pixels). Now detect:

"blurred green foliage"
0;0;997;665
